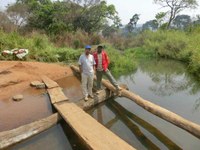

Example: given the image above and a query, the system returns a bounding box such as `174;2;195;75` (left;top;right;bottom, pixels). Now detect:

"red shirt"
93;50;110;71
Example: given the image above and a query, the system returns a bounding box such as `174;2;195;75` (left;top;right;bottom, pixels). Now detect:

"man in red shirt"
93;45;121;93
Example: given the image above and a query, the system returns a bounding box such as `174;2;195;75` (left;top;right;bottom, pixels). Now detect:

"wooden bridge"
1;65;200;149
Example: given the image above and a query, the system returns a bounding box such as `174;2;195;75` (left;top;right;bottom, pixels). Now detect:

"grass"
0;30;138;77
2;26;200;78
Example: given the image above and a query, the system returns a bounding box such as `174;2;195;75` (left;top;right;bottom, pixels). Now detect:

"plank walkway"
43;76;135;150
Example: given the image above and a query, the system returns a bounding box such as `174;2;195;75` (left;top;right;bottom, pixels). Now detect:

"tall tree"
154;0;198;29
73;1;120;33
127;13;140;32
0;11;15;32
173;14;191;29
155;12;167;28
6;3;29;29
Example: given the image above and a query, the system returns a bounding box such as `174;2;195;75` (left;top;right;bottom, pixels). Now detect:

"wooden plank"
42;75;59;88
54;102;135;150
0;114;61;149
47;87;69;104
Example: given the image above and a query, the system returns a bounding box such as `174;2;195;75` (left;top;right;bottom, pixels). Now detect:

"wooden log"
0;88;112;149
0;113;61;149
70;65;200;139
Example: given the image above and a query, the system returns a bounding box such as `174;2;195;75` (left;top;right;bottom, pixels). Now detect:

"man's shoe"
84;96;88;101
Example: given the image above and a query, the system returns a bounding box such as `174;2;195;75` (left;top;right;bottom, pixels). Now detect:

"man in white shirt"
78;45;96;101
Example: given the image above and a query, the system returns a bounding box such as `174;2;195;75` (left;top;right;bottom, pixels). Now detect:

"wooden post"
70;65;200;139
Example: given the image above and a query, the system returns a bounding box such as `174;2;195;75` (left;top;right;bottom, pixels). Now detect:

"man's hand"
93;66;96;74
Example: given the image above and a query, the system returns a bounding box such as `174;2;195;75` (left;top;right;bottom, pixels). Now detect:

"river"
88;59;200;149
10;59;200;150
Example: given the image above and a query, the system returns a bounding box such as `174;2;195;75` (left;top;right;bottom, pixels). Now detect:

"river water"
9;59;200;150
88;59;200;150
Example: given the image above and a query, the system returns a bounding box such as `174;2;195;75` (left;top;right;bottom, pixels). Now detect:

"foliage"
154;0;198;29
142;20;158;31
173;15;191;29
126;14;140;33
104;44;137;77
12;0;120;34
139;27;200;77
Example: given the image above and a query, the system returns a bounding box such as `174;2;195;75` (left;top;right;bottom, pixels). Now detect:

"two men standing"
78;45;121;101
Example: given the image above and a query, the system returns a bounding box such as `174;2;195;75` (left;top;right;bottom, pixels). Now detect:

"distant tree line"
0;0;121;35
0;0;199;37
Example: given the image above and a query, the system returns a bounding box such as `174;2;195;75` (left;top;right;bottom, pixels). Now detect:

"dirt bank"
0;61;73;131
0;61;73;100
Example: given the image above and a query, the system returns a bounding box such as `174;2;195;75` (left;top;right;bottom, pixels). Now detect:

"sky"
1;0;200;24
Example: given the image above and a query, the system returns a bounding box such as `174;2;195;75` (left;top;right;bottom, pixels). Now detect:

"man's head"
85;45;91;55
97;45;103;54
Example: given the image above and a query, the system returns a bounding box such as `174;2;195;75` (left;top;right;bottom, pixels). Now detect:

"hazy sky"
1;0;200;24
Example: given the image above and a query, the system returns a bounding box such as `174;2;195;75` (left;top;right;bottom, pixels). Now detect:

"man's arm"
92;55;96;74
78;55;82;73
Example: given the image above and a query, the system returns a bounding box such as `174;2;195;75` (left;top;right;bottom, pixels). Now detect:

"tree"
142;20;158;31
0;11;15;32
14;0;120;34
154;0;198;29
193;15;200;25
155;12;167;28
173;14;191;29
127;13;140;32
6;3;29;29
73;1;120;33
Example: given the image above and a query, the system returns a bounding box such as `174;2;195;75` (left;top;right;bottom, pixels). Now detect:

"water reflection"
89;59;200;149
107;100;182;150
139;59;200;97
120;59;200;112
88;99;182;150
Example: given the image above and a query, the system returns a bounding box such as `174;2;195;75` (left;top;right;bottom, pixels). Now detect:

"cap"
85;45;91;49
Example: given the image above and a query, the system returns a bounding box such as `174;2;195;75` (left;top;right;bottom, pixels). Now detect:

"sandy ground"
0;61;73;100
